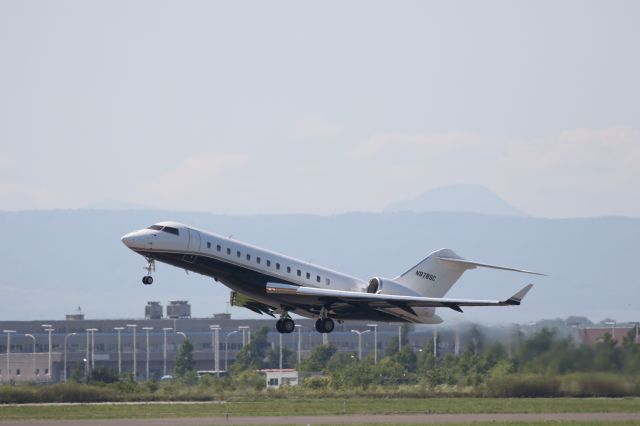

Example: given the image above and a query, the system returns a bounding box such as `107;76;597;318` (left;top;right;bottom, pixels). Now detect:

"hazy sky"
1;1;639;218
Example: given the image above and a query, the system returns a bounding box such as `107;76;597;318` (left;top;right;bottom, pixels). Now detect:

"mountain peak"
384;184;526;217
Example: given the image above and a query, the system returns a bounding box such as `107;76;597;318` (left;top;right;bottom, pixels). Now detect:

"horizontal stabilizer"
438;257;546;276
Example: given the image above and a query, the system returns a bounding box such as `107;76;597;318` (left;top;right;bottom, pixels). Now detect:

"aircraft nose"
121;231;139;248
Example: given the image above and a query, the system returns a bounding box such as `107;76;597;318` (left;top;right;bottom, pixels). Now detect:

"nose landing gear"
142;258;155;285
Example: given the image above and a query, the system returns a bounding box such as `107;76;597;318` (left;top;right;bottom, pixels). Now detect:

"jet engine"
366;277;421;297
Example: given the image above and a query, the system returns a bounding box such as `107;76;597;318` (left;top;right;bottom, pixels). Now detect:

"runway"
1;412;639;425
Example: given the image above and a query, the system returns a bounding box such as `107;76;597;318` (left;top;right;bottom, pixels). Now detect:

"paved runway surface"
1;413;639;425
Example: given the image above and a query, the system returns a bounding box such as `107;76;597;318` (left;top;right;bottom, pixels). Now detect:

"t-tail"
393;248;544;298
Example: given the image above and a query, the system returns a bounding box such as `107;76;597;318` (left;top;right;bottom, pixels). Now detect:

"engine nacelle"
367;277;421;297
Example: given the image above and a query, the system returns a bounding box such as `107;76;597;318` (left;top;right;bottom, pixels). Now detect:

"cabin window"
326;278;330;286
16;369;20;376
306;272;310;279
267;260;271;267
316;275;321;283
276;263;280;270
207;242;211;249
297;269;301;277
227;248;231;255
257;257;261;264
217;244;221;252
237;251;241;258
246;254;251;261
287;266;291;273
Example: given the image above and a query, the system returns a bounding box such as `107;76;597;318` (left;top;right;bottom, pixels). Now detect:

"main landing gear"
275;317;295;333
315;317;335;333
142;257;155;285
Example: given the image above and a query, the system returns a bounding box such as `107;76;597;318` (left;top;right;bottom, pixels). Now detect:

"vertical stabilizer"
394;249;476;298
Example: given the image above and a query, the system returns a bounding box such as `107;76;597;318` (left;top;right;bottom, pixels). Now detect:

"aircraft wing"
266;282;533;314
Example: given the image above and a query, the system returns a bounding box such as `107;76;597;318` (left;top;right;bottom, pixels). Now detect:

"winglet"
503;283;534;305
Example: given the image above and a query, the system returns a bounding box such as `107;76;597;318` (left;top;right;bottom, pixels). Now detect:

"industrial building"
0;305;462;383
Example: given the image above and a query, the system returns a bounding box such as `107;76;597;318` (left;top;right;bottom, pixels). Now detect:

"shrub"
484;375;561;397
301;375;330;390
561;373;635;397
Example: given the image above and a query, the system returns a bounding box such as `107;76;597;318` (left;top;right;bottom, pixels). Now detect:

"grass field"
0;398;638;420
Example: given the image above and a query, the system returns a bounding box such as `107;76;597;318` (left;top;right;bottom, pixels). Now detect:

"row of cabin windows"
205;241;329;285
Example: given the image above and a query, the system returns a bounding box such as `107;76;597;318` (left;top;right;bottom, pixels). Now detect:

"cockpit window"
163;226;179;236
146;224;180;236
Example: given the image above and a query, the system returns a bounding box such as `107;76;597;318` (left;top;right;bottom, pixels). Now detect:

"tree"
174;339;195;378
230;326;270;373
392;345;417;372
384;324;410;357
265;345;295;369
88;367;119;384
69;361;85;383
299;344;337;372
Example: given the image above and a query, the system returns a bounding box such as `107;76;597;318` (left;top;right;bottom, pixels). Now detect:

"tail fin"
394;249;543;298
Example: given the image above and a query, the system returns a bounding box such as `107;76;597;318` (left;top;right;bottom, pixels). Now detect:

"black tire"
315;318;334;333
276;319;285;333
322;318;335;333
147;276;153;285
283;318;295;333
142;276;148;285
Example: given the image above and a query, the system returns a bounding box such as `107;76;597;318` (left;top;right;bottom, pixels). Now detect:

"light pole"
84;329;90;377
41;324;53;378
238;326;249;346
63;333;76;382
294;325;302;365
25;334;36;378
177;331;187;341
225;330;238;371
433;329;438;357
142;327;153;381
3;330;15;381
162;327;172;376
86;328;98;369
367;324;378;364
209;325;220;376
350;329;370;360
279;331;283;369
113;327;124;375
398;325;402;353
126;324;137;380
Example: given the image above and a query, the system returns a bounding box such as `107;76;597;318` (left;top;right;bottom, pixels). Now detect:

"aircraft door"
187;228;202;253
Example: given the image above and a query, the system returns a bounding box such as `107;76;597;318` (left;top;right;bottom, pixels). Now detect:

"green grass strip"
0;398;639;420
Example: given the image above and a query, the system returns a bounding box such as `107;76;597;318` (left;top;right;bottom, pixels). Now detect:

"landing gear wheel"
315;318;334;333
282;318;295;333
142;275;153;285
276;318;296;333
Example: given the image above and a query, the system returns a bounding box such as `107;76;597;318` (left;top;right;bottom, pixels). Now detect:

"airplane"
121;221;542;334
